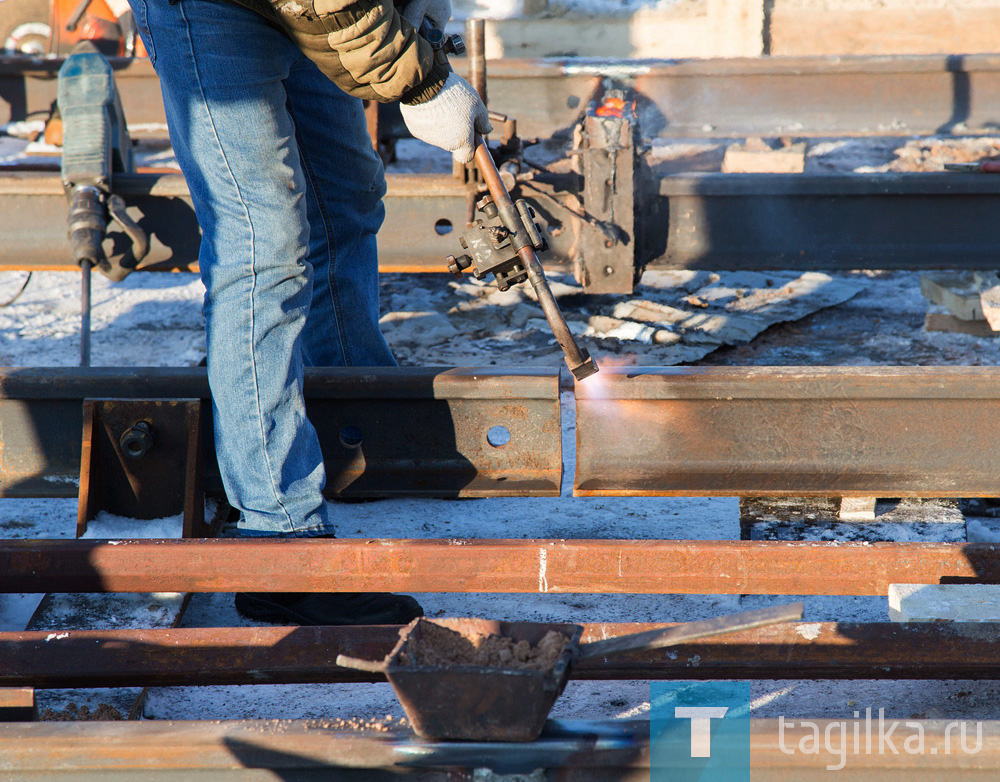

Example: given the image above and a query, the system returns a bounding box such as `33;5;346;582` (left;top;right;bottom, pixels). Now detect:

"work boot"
234;591;424;626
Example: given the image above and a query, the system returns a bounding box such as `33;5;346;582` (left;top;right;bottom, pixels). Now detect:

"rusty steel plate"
575;366;1000;497
1;538;998;595
0;367;561;498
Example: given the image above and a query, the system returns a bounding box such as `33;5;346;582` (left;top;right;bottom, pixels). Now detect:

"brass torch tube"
473;140;597;380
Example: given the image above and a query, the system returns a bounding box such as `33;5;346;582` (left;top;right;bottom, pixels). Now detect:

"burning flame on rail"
575;355;639;399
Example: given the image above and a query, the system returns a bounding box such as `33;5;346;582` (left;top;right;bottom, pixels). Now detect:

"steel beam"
0;367;561;498
1;538;997;595
576;366;1000;497
8;53;1000;139
4;621;1000;688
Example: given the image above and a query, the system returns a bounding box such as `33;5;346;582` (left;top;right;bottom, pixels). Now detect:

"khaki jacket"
229;0;449;104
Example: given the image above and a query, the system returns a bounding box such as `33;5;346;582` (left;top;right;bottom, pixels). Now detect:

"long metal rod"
1;538;997;595
79;260;91;367
467;18;487;103
8;717;1000;777
5;621;1000;688
0;718;651;777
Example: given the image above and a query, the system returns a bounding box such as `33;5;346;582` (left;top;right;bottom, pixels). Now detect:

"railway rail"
6;52;1000;140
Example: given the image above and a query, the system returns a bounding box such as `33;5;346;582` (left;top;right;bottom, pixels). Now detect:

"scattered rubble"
40;702;124;721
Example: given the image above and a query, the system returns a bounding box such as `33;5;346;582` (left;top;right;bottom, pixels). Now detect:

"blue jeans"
130;0;396;536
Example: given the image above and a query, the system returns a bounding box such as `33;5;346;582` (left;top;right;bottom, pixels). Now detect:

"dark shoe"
234;591;423;626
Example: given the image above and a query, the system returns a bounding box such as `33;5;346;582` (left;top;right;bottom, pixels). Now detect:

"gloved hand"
401;0;452;31
400;72;492;164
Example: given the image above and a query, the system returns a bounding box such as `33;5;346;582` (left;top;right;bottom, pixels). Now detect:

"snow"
81;511;184;540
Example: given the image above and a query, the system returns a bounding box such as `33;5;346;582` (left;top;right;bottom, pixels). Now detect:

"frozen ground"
1;261;999;725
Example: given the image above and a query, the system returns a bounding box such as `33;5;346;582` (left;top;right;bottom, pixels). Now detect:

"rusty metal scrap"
576;366;1000;496
1;538;997;595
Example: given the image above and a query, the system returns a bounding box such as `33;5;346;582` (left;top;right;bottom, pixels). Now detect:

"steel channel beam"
1;538;998;595
8;54;1000;139
0;367;561;498
4;621;1000;688
653;172;1000;271
576;366;1000;497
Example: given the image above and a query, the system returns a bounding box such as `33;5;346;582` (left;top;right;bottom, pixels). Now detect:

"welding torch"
429;20;598;381
470;137;598;381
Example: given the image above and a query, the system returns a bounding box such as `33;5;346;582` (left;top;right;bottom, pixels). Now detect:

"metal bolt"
119;421;154;459
604;265;615;276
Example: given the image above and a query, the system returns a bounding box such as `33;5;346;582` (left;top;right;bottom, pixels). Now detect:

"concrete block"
924;311;998;338
889;583;1000;622
839;496;876;521
974;271;1000;330
772;3;1000;57
919;272;982;321
722;139;806;173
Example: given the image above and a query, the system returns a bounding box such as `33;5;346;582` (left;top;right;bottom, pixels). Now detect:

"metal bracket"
77;398;206;538
575;89;639;294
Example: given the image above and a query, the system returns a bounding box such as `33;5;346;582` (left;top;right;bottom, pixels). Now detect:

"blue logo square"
650;681;761;781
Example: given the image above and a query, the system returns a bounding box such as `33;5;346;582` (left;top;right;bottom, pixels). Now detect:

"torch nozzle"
571;353;599;381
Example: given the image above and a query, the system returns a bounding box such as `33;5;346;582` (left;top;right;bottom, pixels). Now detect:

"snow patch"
795;623;823;641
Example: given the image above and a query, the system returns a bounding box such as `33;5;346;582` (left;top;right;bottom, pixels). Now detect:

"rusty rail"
3;717;1000;778
576;366;1000;496
8;53;1000;139
0;366;561;498
1;538;997;595
4;622;1000;688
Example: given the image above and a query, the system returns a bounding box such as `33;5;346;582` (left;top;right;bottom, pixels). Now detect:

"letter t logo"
675;707;729;757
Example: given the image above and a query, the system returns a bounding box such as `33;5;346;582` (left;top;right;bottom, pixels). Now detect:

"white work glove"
400;72;492;164
402;0;452;31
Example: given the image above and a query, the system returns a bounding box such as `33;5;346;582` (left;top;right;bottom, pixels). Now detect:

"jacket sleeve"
265;0;450;104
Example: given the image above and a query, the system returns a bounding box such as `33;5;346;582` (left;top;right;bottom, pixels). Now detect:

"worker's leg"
283;59;396;368
130;0;334;536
